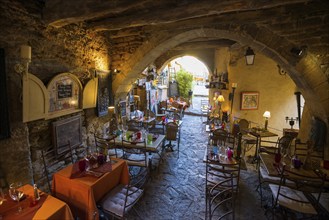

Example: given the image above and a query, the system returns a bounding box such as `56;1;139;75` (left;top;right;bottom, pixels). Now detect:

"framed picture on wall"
241;92;259;110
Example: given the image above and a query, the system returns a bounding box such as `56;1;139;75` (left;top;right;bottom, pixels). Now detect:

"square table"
52;158;129;220
0;184;74;220
246;129;278;163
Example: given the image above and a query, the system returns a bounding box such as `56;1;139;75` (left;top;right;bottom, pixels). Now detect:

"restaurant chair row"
257;137;329;219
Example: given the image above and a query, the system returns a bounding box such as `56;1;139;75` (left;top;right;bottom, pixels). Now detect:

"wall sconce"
245;47;255;65
108;106;116;116
263;111;271;130
285;116;299;129
229;83;237;115
14;45;31;77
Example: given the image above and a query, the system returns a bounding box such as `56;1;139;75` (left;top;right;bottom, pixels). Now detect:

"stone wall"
0;0;111;188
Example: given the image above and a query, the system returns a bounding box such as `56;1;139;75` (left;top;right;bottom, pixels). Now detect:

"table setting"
0;184;54;220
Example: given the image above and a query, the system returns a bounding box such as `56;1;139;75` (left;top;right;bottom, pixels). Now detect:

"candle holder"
285;116;299;129
14;45;31;78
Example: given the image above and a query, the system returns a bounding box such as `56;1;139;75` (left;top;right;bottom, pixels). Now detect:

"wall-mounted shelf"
205;82;228;90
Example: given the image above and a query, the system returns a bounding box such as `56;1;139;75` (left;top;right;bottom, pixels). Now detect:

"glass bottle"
33;184;40;201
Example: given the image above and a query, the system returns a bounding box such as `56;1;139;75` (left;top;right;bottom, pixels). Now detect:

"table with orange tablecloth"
52;158;129;220
0;184;74;220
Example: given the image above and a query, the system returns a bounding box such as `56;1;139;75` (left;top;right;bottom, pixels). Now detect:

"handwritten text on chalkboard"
57;84;73;99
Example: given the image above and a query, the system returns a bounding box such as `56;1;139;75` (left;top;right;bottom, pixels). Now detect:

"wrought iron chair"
94;133;123;159
257;135;294;205
209;128;228;146
268;164;326;219
121;137;151;177
201;99;210;124
205;155;241;220
97;163;148;220
40;141;73;194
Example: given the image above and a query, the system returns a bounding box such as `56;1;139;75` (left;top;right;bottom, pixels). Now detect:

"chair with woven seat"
164;122;179;153
97;164;148;220
268;164;326;219
94;133;123;159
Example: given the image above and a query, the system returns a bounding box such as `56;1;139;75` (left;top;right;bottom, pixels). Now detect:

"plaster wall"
229;53;299;135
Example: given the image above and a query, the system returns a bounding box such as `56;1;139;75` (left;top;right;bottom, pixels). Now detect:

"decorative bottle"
33;184;40;201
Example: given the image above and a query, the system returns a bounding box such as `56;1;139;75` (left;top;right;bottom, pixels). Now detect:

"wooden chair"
97;164;148;219
164;122;179;153
94;133;123;159
237;119;257;155
268;164;326;219
40;141;73;194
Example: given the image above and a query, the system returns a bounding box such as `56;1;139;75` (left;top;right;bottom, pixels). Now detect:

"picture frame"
241;92;259;110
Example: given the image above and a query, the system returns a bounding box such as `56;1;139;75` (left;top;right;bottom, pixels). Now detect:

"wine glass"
9;182;24;213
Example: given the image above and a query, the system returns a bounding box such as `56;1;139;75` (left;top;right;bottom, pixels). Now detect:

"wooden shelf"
205;82;228;89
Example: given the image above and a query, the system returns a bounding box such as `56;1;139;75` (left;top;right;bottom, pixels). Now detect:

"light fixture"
245;47;255;65
14;45;31;76
229;83;237;115
217;95;225;103
285;116;299;129
290;47;303;56
108;106;116;115
263;111;271;130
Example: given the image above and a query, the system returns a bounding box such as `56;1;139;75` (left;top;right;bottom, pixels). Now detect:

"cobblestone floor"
126;113;271;220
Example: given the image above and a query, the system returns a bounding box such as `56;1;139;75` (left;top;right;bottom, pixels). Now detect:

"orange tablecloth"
0;184;73;220
52;158;129;220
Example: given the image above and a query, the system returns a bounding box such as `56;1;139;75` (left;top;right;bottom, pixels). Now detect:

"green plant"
176;69;193;98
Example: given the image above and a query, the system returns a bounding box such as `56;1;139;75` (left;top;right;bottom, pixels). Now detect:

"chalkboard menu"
169;81;179;97
57;84;72;99
97;75;110;117
52;115;82;155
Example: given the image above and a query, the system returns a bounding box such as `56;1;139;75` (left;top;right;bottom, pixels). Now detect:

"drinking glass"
9;182;24;213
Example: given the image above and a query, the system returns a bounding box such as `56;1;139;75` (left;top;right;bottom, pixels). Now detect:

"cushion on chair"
269;184;317;215
100;184;143;218
126;153;152;167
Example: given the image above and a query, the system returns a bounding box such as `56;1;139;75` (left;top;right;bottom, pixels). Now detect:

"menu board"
57;84;72;99
52;115;82;155
48;75;80;113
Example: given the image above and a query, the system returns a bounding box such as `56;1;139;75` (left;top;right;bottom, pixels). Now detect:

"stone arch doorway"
157;55;211;111
113;27;328;142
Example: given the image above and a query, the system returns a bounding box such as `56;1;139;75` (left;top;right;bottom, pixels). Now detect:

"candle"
20;45;31;60
108;106;115;115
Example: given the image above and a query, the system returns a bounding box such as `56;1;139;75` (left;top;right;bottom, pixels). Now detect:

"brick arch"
113;27;328;125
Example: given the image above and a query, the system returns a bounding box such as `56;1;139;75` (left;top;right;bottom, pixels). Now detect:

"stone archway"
112;26;328;143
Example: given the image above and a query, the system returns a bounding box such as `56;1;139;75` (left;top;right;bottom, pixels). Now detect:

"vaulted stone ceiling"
43;0;329;71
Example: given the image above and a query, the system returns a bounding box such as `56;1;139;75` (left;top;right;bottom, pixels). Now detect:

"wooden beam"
87;0;312;31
